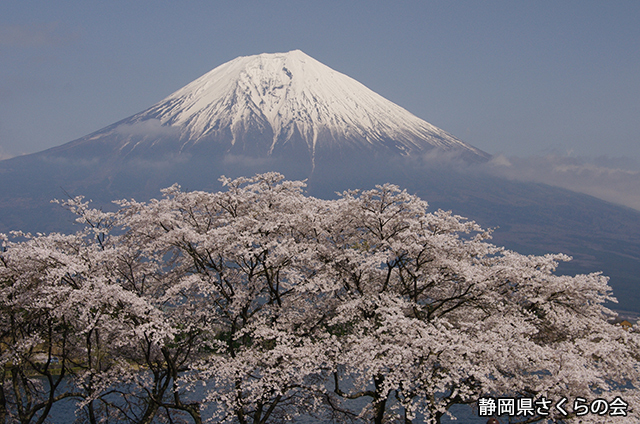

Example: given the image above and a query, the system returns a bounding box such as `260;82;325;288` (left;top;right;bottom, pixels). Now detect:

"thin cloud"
0;22;79;47
114;119;181;138
0;146;14;161
486;154;640;211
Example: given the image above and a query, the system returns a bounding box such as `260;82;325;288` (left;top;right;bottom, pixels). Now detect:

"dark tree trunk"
372;374;388;424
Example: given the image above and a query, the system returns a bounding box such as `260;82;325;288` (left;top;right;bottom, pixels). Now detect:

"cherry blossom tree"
111;175;338;423
1;172;638;424
0;205;198;424
317;183;640;423
0;231;85;424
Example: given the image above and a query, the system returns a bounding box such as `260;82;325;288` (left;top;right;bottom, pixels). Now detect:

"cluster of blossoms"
1;173;639;424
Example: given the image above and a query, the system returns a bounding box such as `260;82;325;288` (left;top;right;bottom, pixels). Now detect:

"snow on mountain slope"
130;50;489;163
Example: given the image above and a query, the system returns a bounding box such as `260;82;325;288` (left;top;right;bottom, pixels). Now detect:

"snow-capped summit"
104;50;488;164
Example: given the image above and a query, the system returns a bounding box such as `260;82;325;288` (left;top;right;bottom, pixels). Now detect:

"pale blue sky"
1;0;639;161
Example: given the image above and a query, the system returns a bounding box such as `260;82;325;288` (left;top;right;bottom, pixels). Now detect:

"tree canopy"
1;173;638;423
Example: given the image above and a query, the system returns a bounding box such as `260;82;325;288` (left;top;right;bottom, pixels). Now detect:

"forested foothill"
1;173;638;423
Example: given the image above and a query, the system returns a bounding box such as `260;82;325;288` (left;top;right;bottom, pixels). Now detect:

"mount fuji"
1;51;639;312
48;50;488;167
